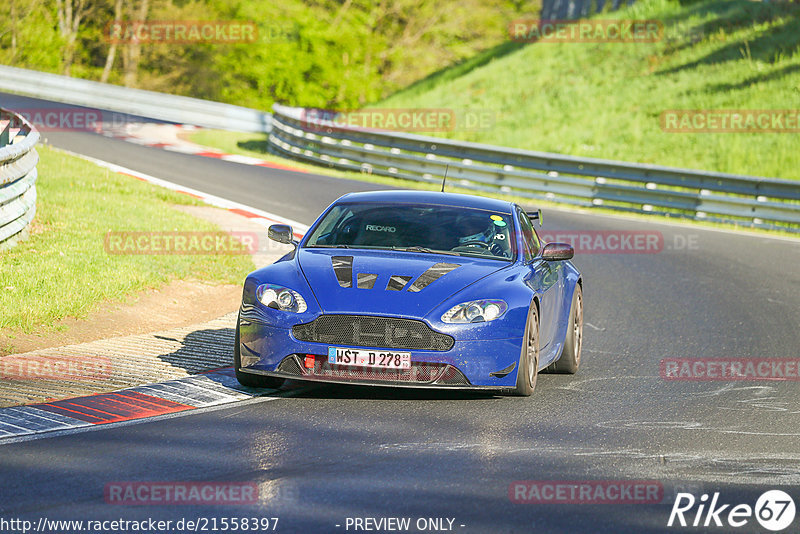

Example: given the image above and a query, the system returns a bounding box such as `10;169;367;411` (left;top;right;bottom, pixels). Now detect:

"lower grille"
277;355;303;376
276;355;470;386
292;315;454;351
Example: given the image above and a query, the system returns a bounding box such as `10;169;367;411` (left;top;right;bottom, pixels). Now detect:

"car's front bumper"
238;315;524;390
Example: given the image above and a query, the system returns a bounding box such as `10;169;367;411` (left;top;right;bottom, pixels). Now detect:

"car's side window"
517;208;540;260
529;219;541;256
315;207;352;244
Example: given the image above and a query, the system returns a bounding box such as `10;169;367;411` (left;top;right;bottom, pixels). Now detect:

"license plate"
328;347;411;369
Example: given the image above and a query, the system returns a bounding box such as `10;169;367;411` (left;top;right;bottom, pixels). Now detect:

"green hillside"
0;0;534;110
378;0;800;179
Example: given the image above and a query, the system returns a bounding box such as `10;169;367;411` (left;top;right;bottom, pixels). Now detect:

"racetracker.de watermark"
538;230;699;254
509;19;664;43
660;110;800;133
509;480;663;504
0;355;111;381
104;482;259;505
540;230;662;253
8;108;103;133
661;358;800;381
104;20;258;44
7;108;157;134
104;231;259;255
300;108;495;133
0;517;280;533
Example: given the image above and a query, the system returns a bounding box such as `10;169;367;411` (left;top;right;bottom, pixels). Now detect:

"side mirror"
541;242;574;261
268;224;295;245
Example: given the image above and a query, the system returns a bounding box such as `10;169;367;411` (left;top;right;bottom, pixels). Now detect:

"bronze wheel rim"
527;312;538;386
574;291;583;365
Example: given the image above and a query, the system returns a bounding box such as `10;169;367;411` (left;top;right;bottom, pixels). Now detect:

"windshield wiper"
391;246;461;256
454;250;511;261
306;244;351;248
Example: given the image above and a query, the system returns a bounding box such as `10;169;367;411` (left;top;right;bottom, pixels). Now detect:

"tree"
100;0;122;83
121;0;149;87
56;0;92;75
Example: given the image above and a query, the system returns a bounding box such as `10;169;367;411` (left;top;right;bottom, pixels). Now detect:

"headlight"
441;299;508;323
256;283;307;313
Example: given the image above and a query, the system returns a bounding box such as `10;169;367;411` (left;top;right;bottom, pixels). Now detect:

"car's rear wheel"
549;284;583;374
234;314;286;389
513;304;539;396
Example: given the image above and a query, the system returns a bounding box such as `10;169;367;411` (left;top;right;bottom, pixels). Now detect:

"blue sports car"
235;190;583;396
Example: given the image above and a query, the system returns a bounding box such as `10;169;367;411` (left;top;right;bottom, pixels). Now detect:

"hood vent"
386;275;413;291
407;263;460;293
331;256;353;288
330;257;461;292
357;273;378;289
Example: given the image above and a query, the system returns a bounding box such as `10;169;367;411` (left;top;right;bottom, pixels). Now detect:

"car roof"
335;190;518;213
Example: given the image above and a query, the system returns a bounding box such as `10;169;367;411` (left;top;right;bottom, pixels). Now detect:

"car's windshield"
304;202;515;261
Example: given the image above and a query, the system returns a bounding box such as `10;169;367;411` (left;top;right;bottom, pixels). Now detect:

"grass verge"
378;0;800;180
188;0;799;235
197;0;800;182
0;145;254;333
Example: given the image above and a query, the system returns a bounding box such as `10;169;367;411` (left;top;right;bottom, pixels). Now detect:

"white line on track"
584;322;606;331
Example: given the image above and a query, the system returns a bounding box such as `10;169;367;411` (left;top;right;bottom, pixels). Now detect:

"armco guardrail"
269;104;800;232
0;108;39;248
0;65;271;133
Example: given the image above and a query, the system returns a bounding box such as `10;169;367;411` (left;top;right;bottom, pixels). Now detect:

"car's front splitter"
238;365;519;393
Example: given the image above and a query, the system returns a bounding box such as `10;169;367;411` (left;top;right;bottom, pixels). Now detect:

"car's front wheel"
234;314;286;389
513;304;539;396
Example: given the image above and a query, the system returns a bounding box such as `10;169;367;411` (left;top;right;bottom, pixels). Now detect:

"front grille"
276;355;470;386
292;315;454;351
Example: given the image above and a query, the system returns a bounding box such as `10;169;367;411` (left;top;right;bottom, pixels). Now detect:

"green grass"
188;128;464;183
187;0;800;234
187;129;334;175
0;145;254;332
377;0;800;180
192;0;800;180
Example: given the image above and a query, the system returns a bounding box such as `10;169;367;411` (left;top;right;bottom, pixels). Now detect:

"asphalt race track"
2;92;800;533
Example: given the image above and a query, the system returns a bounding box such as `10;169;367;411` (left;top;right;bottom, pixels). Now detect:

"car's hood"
297;248;508;317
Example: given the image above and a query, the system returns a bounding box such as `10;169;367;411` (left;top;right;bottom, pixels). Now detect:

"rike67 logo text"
668;490;796;531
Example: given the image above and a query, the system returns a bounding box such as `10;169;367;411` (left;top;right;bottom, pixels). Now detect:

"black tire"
549;284;583;374
513;304;539;396
234;314;285;389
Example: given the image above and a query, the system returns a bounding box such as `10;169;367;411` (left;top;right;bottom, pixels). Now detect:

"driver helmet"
457;217;497;246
